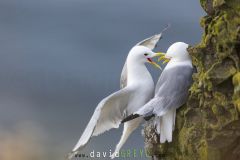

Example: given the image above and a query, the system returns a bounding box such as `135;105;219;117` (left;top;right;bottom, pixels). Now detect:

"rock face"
143;0;240;159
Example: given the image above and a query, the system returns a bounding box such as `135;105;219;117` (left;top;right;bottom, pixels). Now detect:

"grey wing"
120;25;170;88
135;34;162;50
136;66;193;116
72;87;133;152
136;24;170;50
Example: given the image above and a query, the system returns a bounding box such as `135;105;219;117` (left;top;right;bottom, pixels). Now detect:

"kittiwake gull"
68;28;170;159
122;42;193;143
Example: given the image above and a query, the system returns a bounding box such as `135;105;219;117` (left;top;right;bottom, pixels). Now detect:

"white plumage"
68;30;169;159
123;42;193;143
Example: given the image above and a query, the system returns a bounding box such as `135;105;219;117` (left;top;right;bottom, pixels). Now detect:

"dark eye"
144;53;148;56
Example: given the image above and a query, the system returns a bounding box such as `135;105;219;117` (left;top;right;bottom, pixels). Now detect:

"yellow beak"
162;59;170;64
151;61;162;69
152;52;165;58
147;58;162;70
154;52;171;63
146;52;171;70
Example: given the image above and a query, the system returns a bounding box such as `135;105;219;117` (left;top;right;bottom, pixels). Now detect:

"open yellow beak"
162;58;170;64
147;58;162;70
153;52;165;58
146;52;171;70
154;52;171;64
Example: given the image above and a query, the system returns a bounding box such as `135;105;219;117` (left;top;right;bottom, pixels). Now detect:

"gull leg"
111;117;143;159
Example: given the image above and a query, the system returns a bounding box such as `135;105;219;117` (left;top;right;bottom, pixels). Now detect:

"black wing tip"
66;151;78;160
143;114;155;121
121;114;140;123
164;23;171;31
67;146;86;160
160;24;171;35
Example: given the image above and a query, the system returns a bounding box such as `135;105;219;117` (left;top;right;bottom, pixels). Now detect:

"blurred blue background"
0;0;204;159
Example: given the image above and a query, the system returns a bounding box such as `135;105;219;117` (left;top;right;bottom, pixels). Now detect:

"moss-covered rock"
233;72;240;112
143;0;240;159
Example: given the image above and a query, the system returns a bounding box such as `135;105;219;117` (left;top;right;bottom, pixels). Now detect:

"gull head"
127;46;161;69
165;42;190;61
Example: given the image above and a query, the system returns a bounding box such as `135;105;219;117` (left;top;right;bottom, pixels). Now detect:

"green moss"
233;73;240;112
143;0;240;159
213;0;225;8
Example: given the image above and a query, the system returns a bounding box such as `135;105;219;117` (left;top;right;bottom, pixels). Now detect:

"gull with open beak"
122;42;193;143
68;27;170;159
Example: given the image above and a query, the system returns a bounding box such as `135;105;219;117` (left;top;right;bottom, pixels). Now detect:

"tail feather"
154;116;161;134
154;109;176;143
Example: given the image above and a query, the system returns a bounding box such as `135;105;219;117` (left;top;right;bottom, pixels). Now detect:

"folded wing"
136;66;193;116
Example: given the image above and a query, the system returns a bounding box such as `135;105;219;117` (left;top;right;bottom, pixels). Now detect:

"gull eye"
144;53;148;56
